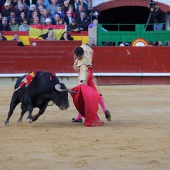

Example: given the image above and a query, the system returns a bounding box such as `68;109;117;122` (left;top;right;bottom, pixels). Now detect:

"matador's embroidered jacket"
73;44;94;84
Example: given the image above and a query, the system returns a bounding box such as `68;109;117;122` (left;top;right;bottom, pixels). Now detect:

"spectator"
40;9;52;25
119;42;129;46
91;19;97;27
153;41;158;46
46;29;56;40
75;4;87;19
62;0;69;14
1;2;12;17
14;0;29;11
36;0;46;11
0;17;11;31
77;11;90;31
78;0;88;13
67;18;80;32
165;41;170;46
148;42;153;46
18;11;27;25
89;19;108;31
68;0;75;7
11;0;17;7
58;19;65;25
152;3;163;31
86;37;96;47
30;11;39;24
9;17;19;30
0;0;6;10
52;4;65;19
7;11;19;24
88;8;98;21
44;18;52;26
31;17;40;25
43;0;50;8
158;41;162;46
53;13;64;25
66;4;76;18
58;0;66;6
0;32;7;40
15;4;27;18
27;4;36;22
64;10;73;25
19;19;30;31
74;0;80;11
1;0;14;11
37;5;44;16
12;33;24;46
60;31;73;40
47;0;59;15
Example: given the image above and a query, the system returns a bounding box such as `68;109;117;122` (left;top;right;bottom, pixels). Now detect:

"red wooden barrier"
1;46;170;84
1;46;170;73
0;41;18;46
92;47;143;73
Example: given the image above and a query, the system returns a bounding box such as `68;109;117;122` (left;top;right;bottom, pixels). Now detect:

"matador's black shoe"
105;110;111;121
72;118;83;122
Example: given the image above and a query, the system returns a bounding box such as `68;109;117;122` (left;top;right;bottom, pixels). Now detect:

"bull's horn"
55;84;67;92
55;84;77;94
67;89;78;94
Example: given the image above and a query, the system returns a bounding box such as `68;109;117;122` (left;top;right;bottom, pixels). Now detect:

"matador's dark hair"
74;46;84;56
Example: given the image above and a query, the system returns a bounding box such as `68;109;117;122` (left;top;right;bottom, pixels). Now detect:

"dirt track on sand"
0;85;170;170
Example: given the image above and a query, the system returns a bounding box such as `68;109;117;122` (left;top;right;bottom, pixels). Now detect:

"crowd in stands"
101;41;170;46
0;0;98;31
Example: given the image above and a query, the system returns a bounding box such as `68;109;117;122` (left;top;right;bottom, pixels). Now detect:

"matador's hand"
80;80;87;85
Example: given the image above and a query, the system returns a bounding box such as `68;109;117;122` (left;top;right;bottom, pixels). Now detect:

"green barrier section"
97;24;170;46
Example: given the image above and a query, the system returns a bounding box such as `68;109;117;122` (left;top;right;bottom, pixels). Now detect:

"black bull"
4;71;76;126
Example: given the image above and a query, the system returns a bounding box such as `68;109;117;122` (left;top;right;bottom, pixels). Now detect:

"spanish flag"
29;25;66;40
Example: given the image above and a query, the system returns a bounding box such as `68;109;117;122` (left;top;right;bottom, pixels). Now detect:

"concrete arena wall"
1;46;170;85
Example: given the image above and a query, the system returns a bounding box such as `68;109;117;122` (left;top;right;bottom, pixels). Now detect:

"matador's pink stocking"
99;97;107;114
75;113;82;120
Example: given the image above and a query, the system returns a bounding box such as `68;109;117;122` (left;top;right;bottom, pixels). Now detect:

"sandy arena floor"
0;85;170;170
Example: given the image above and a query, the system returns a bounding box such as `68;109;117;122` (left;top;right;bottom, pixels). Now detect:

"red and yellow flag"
15;70;39;91
29;25;66;40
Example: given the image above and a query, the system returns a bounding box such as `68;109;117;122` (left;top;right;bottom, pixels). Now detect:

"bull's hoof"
32;116;38;122
17;119;22;123
26;115;32;123
26;118;32;123
4;121;9;126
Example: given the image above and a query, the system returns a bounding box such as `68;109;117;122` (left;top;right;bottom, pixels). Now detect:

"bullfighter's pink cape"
71;85;103;126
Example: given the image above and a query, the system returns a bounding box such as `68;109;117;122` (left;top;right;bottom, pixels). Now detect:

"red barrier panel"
0;41;18;46
1;46;170;73
0;46;74;73
92;47;143;73
142;47;170;73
